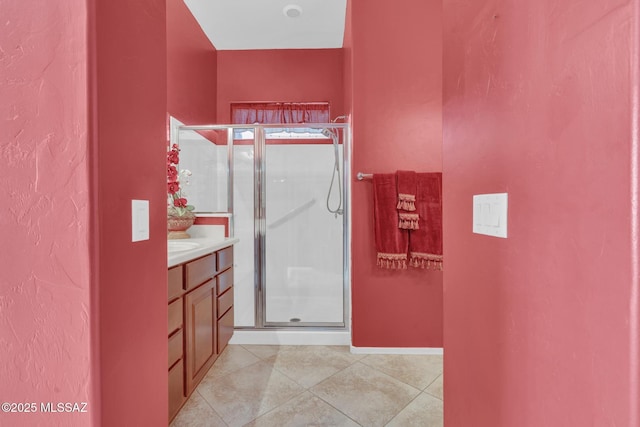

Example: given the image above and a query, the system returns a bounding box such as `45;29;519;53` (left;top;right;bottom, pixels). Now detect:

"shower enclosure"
176;123;350;331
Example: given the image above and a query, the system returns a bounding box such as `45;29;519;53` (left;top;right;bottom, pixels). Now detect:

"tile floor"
171;345;443;427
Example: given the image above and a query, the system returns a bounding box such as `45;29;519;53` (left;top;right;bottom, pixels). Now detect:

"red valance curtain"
231;102;330;124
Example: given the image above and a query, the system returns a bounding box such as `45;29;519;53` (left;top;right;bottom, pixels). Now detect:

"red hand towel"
396;170;417;211
374;174;408;269
409;173;443;270
397;170;419;230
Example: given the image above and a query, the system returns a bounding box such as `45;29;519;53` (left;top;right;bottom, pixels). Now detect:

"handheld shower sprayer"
321;128;336;139
323;125;343;217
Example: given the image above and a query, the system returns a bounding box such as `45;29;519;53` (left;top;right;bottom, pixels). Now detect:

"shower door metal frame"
174;123;352;331
254;123;351;329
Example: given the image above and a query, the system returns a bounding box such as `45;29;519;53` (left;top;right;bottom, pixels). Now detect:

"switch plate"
132;200;150;242
473;193;508;238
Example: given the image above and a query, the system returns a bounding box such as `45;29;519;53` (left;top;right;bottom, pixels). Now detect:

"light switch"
473;193;508;238
132;200;150;242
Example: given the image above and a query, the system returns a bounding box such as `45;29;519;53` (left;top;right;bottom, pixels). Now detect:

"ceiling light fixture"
283;4;303;18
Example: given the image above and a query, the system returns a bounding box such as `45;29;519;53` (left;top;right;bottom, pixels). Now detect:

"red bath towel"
409;173;443;270
374;174;408;269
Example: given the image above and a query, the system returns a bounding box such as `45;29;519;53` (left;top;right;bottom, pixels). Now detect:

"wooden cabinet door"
184;279;217;394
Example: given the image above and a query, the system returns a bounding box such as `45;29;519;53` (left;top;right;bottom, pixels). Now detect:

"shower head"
321;128;336;139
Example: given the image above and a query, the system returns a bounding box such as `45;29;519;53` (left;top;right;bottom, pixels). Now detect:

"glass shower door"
232;137;256;327
263;142;345;326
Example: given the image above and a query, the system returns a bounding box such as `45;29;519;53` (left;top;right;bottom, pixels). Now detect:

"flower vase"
168;210;196;240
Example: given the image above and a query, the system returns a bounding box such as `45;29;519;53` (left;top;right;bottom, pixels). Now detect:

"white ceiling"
183;0;347;50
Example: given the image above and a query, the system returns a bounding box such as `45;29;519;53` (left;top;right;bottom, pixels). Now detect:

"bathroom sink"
167;241;201;252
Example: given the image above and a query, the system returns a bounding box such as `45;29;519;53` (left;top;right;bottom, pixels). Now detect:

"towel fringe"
409;252;443;271
397;194;416;211
377;253;408;269
398;213;419;230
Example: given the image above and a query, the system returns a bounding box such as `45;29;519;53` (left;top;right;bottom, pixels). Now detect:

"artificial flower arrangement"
167;144;195;217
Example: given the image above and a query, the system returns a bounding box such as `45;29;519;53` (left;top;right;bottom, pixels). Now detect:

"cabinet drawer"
168;329;183;369
168;358;185;422
218;308;234;354
168;265;183;301
185;254;217;290
217;268;233;295
217;287;233;319
218;246;233;271
168;299;182;335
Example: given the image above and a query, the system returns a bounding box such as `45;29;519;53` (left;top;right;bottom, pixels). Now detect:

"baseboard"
229;331;444;354
229;330;351;346
350;346;444;355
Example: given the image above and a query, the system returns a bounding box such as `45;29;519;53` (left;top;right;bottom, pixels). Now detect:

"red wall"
93;0;168;425
0;2;96;425
217;49;344;123
167;0;217;124
349;0;443;347
443;1;637;425
342;0;353;116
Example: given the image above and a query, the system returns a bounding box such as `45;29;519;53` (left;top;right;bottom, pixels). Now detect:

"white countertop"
167;236;239;267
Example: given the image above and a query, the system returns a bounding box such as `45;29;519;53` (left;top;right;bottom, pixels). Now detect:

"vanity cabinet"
167;245;234;423
167;265;185;421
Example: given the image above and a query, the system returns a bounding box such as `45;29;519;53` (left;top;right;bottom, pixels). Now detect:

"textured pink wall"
94;0;168;425
349;0;443;347
0;1;96;425
342;0;352;116
443;0;637;425
217;49;345;123
167;0;217;124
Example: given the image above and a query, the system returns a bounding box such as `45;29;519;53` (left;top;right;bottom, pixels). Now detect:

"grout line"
202;345;265;382
194;390;229;427
238;343;281;360
307;387;363;426
244;388;310;425
422;372;443;392
385;392;422;426
267;347;360;390
422;373;444;402
309;361;424;426
358;357;439;392
423;389;444;402
305;362;362;424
